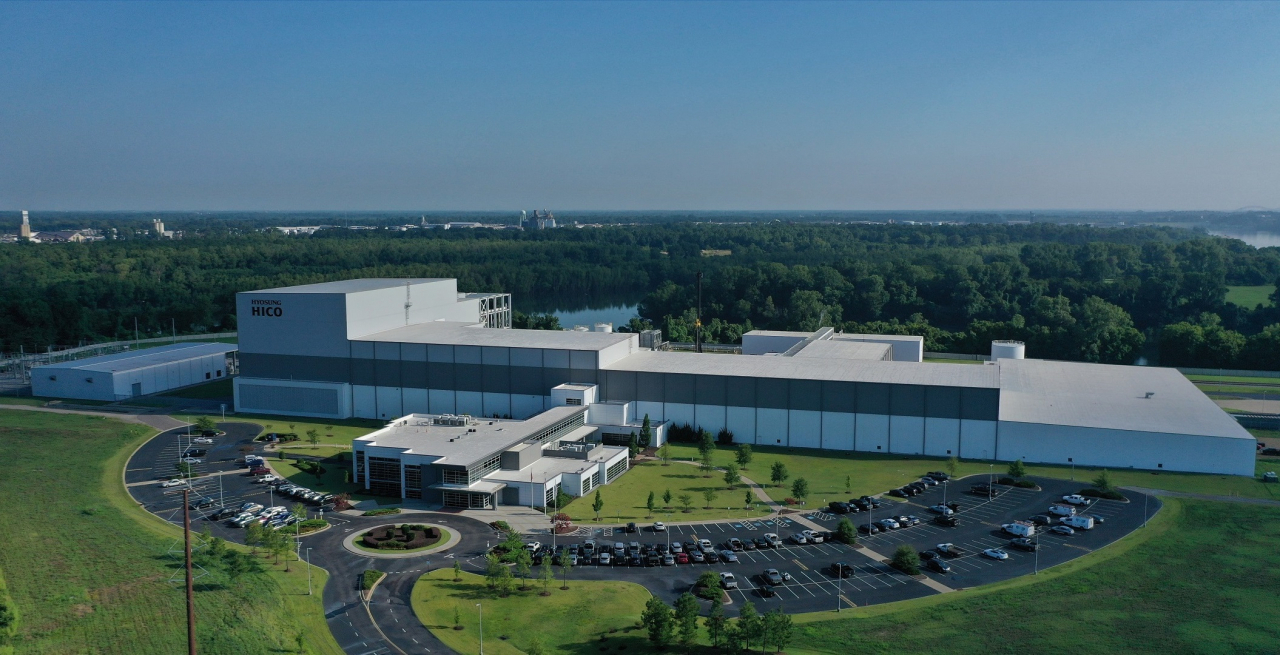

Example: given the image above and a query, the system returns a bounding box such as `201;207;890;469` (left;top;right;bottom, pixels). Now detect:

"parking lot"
125;423;348;542
521;475;1159;615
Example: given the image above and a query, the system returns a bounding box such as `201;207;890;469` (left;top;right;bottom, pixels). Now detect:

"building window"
216;370;223;377
405;465;421;491
442;468;469;486
606;458;628;482
367;456;402;497
354;450;365;484
565;397;582;405
582;477;591;495
205;372;211;380
591;471;601;488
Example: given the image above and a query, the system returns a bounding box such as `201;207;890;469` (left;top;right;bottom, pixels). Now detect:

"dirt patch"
70;603;94;617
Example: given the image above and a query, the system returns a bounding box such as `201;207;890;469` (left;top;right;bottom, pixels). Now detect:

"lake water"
1209;230;1280;249
552;305;640;330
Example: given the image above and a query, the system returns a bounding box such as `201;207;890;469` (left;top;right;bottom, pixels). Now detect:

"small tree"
735;444;753;470
745;489;755;509
706;597;727;647
555;488;573;512
306;429;320;448
245;522;264;555
663;488;673;507
288;423;296;432
641;596;675;647
892;544;920;575
738;601;762;653
539;555;554;595
526;636;546;655
674;592;700;646
291;502;307;523
835;517;857;545
452;559;463;582
559;555;574;590
698;429;716;456
224;551;251;581
175;462;193;477
195;415;217;432
723;462;741;488
763;608;793;653
699;449;716;477
1093;469;1115;493
845;475;852;492
592;489;605;521
332;493;352;511
791;477;809;502
628;432;640;459
678;493;694;513
716;427;735;445
1008;458;1028;480
514;549;533;590
295;632;305;653
702;487;718;509
947;455;960;478
647;491;657;517
484;553;506;593
695;570;721;599
639;414;653;449
770;461;789;487
453;604;462;628
657;442;671;465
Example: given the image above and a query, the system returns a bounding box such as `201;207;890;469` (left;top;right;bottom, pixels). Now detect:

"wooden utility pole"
182;488;197;655
695;271;704;353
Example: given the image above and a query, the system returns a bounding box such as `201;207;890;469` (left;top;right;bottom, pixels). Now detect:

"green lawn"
272;456;373;500
0;410;342;655
278;444;353;459
1186;373;1280;384
173;415;382;442
0;397;49;407
787;498;1280;654
1226;284;1275;307
160;377;233;400
665;443;1279;503
1196;384;1280;395
411;570;652;655
560;461;774;524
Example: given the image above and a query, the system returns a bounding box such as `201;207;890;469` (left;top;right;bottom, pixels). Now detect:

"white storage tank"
593;322;614;333
991;340;1026;360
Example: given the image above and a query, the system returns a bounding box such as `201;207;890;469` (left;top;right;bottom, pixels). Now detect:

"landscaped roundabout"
345;522;457;557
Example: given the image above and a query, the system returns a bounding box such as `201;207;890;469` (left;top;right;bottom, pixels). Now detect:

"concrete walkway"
1124;486;1280;507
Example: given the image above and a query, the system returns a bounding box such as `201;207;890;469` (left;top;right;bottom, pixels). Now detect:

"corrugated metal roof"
997;358;1253;439
357;322;636;351
605;350;1001;388
31;343;236;374
246;278;452;294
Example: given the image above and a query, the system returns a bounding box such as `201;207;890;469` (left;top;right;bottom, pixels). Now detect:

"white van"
1001;521;1036;537
1060;515;1095;530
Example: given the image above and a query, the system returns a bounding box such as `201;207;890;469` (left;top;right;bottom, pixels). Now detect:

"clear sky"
2;1;1279;211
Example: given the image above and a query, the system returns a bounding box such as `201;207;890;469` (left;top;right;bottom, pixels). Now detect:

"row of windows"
606;458;629;483
441;468;469;486
525;412;586;446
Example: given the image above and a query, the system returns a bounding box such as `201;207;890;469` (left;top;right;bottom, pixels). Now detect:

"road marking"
792;559;808;571
839;594;855;607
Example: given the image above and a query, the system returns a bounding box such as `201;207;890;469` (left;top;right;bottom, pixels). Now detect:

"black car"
970;483;991;495
188;497;213;510
1008;537;1037;552
830;562;855;578
754;537;772;550
655;543;669;555
626;522;638;533
889;488;909;498
182;448;207;458
704;550;720;563
1029;514;1054;526
925;558;951;574
742;539;757;551
200;429;219;437
863;496;883;509
934;515;960;527
918;550;938;561
857;523;883;535
850;498;871;511
829;501;851;514
926;471;951;481
759;585;777;598
629;556;643;567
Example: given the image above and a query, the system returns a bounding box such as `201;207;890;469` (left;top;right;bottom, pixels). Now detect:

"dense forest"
4;221;1280;369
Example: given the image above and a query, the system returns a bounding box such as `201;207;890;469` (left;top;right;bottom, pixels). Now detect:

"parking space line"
791;558;808;571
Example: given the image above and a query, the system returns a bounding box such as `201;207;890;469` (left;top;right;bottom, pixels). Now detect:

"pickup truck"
935;543;966;558
1048;504;1076;517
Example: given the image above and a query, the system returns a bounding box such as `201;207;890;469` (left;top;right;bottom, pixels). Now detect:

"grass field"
1186;373;1280;384
1226;284;1275;308
277;444;353;459
411;570;652;655
173;415;382;441
0;410;342;655
787;498;1280;654
665;443;1280;502
560;460;773;523
160;378;233;400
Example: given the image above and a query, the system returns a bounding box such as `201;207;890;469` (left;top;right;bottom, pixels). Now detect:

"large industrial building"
31;343;237;401
232;278;1257;504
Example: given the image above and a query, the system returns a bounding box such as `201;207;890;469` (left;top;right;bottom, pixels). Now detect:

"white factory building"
31;343;237;401
232;278;1257;490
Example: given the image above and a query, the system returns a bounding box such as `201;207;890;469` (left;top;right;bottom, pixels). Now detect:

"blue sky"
2;1;1278;211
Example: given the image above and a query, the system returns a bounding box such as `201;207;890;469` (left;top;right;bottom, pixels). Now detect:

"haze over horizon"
2;1;1278;212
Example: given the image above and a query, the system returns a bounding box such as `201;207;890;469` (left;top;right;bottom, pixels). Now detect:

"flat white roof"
354;406;587;465
31;343;236;375
246;278;455;294
997;358;1253;439
357;321;635;351
835;333;924;343
607;350;1000;388
484;445;629;483
792;340;891;361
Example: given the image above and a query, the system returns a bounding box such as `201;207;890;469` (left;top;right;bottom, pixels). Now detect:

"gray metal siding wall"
598;370;998;420
239;383;340;415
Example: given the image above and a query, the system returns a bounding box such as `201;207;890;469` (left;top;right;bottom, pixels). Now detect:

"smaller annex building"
30;343;238;402
352;394;660;509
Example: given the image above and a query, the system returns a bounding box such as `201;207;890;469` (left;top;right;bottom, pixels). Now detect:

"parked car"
1029;514;1054;526
690;550;706;563
754;537;771;550
188;497;214;510
861;496;883;509
704;550;720;563
191;437;214;444
802;530;824;544
582;540;596;557
969;483;992;495
889;488;910;498
790;533;809;545
982;548;1010;561
877;518;900;530
1048;504;1076;517
1062;494;1090;505
901;515;921;527
629;556;643;567
935;543;965;558
762;569;788;585
699;539;714;552
625;522;638;533
728;537;744;551
249;466;270;476
759;585;777;598
161;478;185;488
925;558;952;574
934;515;960;527
858;523;883;535
741;539;757;551
918;477;938;488
181;457;204;465
764;533;782;547
926;471;951;481
830;562;855;578
653;522;666;532
254;475;279;484
662;554;675;566
1050;525;1075;536
851;498;871;511
719;572;738;589
719;550;739;563
675;552;689;564
928;504;955;515
1008;537;1037;552
829;501;851;514
670;541;683;553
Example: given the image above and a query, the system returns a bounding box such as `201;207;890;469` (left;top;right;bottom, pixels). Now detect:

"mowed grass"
277;444;353;459
787;499;1280;654
0;410;342;655
411;570;652;655
1186;373;1280;384
560;461;771;523
666;443;1279;502
1226;284;1275;307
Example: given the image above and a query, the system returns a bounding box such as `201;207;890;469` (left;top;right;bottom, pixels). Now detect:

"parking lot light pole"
837;570;843;613
476;603;484;655
306;548;313;595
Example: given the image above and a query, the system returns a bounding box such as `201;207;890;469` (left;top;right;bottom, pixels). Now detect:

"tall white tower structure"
19;210;31;239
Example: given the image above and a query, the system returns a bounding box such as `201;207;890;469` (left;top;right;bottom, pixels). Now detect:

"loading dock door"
131;382;142;397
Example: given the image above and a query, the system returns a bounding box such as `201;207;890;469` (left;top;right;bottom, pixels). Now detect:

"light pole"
476;603;484;655
836;568;843;613
1069;457;1074;481
306;548;313;595
942;479;947;506
1034;529;1039;575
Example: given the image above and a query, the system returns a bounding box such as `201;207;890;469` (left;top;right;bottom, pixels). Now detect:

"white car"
1062;494;1089;506
928;504;954;516
764;533;781;547
254;475;279;484
878;518;901;530
801;529;824;544
699;539;714;552
789;533;809;545
719;572;738;589
192;437;214;444
982;548;1009;561
160;478;185;488
653;522;666;532
180;457;203;464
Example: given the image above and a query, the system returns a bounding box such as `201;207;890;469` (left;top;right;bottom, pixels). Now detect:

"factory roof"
997;358;1253;439
31;343;236;374
791;340;892;361
606;350;1000;388
245;278;452;294
356;322;635;350
484;444;629;483
834;333;924;343
354;406;588;466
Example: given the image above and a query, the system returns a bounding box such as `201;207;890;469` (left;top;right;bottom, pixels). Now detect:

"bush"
1079;488;1125;501
361;569;383;590
668;423;698;443
489;520;513;533
693;571;721;600
716;427;735;445
891;544;920;575
294;460;327;476
834;518;857;545
996;476;1017;486
783;497;800;505
363;507;402;517
296;519;328;534
1013;480;1037;489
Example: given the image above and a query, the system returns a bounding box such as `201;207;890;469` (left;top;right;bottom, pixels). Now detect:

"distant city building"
520;209;556;230
152;218;175;239
20;211;32;239
3;211;103;243
274;225;329;236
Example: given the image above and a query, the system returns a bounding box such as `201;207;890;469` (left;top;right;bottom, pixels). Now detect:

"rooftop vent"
1145;392;1155;399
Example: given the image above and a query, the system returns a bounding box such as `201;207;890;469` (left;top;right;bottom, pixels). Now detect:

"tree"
845;475;851;492
525;636;547;655
559;554;573;590
539;554;554;595
1008;459;1027;480
735;444;753;470
332;493;352;511
647;491;657;517
745;489;755;509
175;462;193;477
223;550;253;581
592;489;604;521
452;559;463;581
892;544;920;575
835;517;857;545
716;427;735;445
484;553;505;591
723;463;741;488
514;549;533;590
695;570;721;599
663;488;673;507
555;488;573;512
699;449;716;476
674;592;700;646
195;415;217;432
762;608;793;653
641;596;675;647
702;488;718;508
628;432;640;459
306;429;320;447
770;461;789;487
791;477;809;502
706;596;728;647
657;442;671;465
738;601;762;653
291;502;307;523
678;493;694;512
295;632;305;653
245;522;264;555
699;429;717;457
1093;469;1115;493
453;605;462;629
639;414;653;449
947;456;959;478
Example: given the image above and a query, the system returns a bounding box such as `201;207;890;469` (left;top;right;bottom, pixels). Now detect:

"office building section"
231;278;1256;507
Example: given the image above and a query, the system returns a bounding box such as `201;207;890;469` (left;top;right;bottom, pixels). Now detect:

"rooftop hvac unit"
991;340;1025;360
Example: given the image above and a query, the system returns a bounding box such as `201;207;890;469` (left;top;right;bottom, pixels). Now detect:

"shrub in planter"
1079;488;1125;501
783;497;800;506
891;544;920;575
